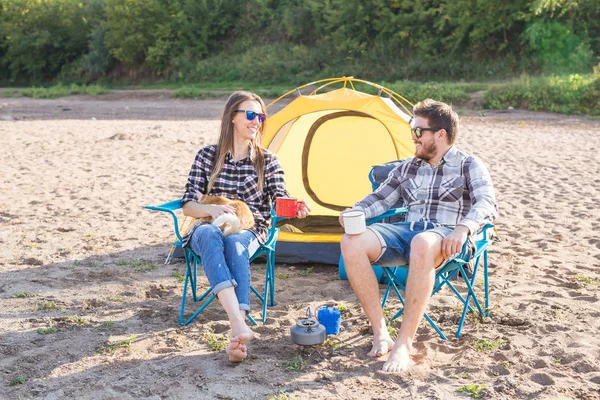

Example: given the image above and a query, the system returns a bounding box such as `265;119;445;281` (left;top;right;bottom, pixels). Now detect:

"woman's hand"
296;200;312;219
207;204;236;219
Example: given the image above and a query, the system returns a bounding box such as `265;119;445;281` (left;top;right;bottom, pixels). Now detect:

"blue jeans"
189;224;259;313
368;221;472;266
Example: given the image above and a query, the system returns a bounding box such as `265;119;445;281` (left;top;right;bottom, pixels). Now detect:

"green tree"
103;0;171;67
0;0;92;82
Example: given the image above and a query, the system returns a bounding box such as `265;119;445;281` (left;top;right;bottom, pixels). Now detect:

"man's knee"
410;232;441;256
340;231;381;262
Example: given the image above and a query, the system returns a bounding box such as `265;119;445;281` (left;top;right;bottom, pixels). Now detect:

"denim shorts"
367;221;472;267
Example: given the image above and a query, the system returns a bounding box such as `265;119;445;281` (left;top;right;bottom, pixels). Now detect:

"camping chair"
144;200;283;325
339;160;495;340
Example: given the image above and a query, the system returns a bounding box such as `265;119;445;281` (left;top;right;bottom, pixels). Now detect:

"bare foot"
367;334;395;357
231;320;254;345
381;342;412;372
226;338;247;363
226;317;254;362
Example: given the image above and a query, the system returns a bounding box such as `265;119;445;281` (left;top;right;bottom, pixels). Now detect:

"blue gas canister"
317;303;341;335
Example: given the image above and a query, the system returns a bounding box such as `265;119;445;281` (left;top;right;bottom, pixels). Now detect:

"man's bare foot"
381;342;412;372
226;338;247;363
367;334;395;357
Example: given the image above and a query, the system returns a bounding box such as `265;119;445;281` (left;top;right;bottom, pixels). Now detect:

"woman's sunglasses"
411;127;442;138
235;110;266;123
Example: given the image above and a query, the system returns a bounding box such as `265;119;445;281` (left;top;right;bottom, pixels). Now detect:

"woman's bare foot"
226;317;254;362
367;334;395;357
226;339;247;362
231;319;254;344
381;342;412;372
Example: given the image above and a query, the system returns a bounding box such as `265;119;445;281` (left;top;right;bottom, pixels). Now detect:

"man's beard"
416;140;437;162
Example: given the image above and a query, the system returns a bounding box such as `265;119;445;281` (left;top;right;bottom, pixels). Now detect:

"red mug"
275;197;299;218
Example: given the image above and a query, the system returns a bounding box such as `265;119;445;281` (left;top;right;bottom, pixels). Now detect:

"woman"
181;91;311;362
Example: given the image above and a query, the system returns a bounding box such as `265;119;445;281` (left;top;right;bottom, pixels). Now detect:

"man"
339;99;497;372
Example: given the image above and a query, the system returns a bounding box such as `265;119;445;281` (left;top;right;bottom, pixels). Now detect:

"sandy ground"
1;94;599;399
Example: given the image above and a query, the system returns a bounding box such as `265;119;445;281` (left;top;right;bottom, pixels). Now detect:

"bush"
482;74;600;116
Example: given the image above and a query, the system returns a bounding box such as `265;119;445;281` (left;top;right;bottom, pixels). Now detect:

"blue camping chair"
339;160;495;340
145;200;283;326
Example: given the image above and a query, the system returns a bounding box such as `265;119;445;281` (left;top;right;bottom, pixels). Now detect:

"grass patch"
106;293;125;303
298;267;314;277
37;326;59;335
8;376;25;386
323;338;345;350
35;301;63;312
1;84;108;99
203;332;227;352
96;335;136;355
101;321;115;330
280;355;309;372
472;338;505;352
456;384;486;398
267;390;297;400
574;274;597;286
11;291;33;298
116;259;159;272
64;315;87;326
276;272;289;280
387;323;398;339
171;270;185;283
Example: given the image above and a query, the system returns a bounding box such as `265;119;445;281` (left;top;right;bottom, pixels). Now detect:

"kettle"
290;306;326;346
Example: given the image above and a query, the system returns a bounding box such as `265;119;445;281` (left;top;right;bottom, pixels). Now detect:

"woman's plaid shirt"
181;145;289;244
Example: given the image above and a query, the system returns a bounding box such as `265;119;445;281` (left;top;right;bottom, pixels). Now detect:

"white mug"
342;210;366;235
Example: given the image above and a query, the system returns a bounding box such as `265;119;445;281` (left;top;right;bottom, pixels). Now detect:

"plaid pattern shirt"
354;146;498;235
181;145;289;244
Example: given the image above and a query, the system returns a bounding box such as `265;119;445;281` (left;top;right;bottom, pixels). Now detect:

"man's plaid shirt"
181;145;289;244
354;146;497;235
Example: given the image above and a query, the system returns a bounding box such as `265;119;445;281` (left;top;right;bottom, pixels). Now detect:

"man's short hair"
413;99;459;145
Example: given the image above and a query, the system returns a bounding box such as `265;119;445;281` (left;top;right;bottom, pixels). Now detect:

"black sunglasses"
235;110;266;123
411;127;442;138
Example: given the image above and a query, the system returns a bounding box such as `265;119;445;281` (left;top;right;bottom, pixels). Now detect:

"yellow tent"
263;77;415;264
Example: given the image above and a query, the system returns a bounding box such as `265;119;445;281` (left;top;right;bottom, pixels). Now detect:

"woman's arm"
182;201;235;219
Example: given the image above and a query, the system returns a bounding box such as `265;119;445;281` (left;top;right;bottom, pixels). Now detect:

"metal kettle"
290;306;326;346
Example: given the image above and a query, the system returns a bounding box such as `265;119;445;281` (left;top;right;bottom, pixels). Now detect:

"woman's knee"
193;224;224;247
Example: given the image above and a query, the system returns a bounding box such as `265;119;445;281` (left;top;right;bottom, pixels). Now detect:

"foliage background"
1;0;598;85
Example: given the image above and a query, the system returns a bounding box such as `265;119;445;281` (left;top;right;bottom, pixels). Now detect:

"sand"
1;95;599;399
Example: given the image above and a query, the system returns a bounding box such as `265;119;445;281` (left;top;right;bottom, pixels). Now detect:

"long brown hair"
206;91;267;194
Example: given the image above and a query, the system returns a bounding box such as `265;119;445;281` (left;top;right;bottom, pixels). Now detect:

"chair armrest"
366;207;408;225
144;200;184;242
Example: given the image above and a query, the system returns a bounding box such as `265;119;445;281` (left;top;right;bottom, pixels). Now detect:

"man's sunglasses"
235;110;266;123
411;127;442;138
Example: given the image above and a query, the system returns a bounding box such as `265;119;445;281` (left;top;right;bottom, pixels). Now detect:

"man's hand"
441;225;470;259
296;199;312;219
338;208;352;228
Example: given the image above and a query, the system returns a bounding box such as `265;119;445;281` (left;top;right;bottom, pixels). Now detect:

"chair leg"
484;250;489;318
268;251;276;307
455;261;485;338
381;267;396;309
